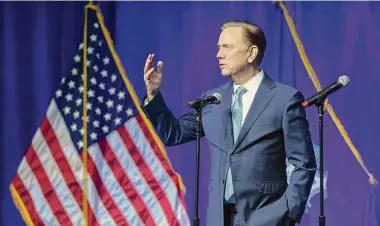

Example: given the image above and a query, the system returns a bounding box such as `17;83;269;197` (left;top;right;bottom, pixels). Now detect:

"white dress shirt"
232;69;264;125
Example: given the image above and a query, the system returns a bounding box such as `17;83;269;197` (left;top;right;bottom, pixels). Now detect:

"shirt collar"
233;69;264;94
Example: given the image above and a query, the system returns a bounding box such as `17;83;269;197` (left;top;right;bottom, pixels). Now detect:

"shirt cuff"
144;97;150;106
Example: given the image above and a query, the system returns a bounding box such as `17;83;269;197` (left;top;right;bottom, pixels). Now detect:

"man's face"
217;27;251;77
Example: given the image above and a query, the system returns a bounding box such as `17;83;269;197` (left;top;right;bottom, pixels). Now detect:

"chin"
220;70;231;77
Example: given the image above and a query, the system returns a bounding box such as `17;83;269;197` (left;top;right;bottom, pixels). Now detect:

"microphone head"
212;93;222;104
338;75;350;87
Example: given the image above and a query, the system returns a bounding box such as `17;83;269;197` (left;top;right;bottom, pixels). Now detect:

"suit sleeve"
141;92;204;146
282;91;317;222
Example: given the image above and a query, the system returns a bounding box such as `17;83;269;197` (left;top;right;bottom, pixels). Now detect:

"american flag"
10;4;190;226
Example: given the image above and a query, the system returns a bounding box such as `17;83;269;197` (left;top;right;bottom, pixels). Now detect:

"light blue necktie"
225;86;247;201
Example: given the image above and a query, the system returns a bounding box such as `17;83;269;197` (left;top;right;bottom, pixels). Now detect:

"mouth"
219;64;225;68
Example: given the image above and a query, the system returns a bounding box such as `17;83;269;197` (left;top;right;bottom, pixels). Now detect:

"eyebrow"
217;44;232;48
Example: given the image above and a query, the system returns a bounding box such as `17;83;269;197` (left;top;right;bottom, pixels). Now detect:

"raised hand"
144;53;163;101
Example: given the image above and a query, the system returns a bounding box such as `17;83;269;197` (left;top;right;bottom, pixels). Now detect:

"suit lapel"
217;83;234;153
232;74;276;152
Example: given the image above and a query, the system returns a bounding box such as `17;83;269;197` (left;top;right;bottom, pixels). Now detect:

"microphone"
302;75;350;108
188;93;222;109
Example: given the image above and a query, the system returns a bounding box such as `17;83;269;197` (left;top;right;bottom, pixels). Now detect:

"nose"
216;49;223;59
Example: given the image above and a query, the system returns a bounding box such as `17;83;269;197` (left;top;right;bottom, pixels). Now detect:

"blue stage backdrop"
1;1;379;226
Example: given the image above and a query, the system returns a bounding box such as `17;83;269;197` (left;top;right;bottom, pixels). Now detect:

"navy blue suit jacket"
142;73;316;226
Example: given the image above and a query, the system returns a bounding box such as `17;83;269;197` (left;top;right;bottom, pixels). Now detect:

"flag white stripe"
31;129;80;225
47;100;115;224
107;128;168;225
125;118;190;226
88;142;143;226
17;158;60;226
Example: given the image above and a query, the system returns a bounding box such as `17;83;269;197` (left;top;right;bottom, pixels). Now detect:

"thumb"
157;61;163;75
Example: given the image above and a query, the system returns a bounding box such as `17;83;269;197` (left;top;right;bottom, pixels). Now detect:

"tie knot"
235;86;247;97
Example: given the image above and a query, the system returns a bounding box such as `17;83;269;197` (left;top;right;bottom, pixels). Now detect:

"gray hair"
221;20;267;64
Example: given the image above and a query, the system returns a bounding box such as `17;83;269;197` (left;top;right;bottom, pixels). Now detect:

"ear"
247;45;258;64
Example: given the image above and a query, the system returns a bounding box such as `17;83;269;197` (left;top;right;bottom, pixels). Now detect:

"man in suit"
142;20;316;226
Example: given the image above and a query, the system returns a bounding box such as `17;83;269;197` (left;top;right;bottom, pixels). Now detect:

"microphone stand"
188;96;220;226
316;98;326;226
193;107;202;226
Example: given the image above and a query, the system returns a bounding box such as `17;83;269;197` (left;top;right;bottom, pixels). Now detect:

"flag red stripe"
24;145;72;226
117;125;180;225
40;117;99;226
12;174;45;226
85;152;129;226
97;137;155;224
136;115;188;209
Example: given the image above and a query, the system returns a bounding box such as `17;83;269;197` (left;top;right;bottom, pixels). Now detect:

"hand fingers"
156;61;163;76
144;67;155;82
144;53;155;74
143;54;152;74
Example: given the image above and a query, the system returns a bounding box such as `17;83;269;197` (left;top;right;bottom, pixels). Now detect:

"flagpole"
82;3;91;226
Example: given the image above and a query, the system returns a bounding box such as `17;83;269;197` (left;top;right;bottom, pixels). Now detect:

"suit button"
230;154;236;159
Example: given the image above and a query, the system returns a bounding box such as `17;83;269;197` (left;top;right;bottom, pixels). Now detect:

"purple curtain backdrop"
1;1;379;226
